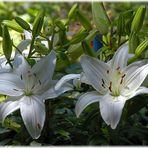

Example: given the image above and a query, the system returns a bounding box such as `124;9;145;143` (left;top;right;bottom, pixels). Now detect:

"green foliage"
0;2;148;146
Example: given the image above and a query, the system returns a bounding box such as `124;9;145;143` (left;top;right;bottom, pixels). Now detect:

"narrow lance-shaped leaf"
76;10;92;31
28;11;44;57
55;20;65;31
2;20;23;33
131;6;146;33
117;14;125;36
15;17;31;31
68;4;78;19
2;25;12;61
92;2;110;34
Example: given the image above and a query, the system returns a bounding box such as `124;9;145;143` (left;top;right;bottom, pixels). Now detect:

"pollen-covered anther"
20;75;23;80
109;81;112;92
120;74;126;84
33;73;37;77
39;80;41;85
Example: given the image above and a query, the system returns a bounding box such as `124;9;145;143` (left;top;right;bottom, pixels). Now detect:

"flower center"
24;90;33;96
101;67;126;97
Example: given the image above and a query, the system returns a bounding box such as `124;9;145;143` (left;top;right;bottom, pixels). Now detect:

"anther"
102;84;105;88
120;74;126;84
33;73;37;77
13;89;19;91
121;74;126;78
20;75;23;80
39;80;41;85
107;70;109;74
109;81;112;92
102;79;105;84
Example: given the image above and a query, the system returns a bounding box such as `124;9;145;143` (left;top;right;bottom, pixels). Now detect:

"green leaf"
125;95;148;118
2;20;23;33
76;10;92;31
117;14;125;36
92;2;110;34
4;118;21;133
2;25;12;61
68;4;78;19
55;19;65;31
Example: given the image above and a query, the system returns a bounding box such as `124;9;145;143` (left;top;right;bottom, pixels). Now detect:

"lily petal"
129;86;148;99
0;101;19;122
55;74;80;90
13;54;31;75
110;43;128;69
40;82;73;100
24;30;32;40
80;55;111;93
0;73;24;96
80;72;91;85
99;94;126;129
75;91;101;117
20;96;45;139
32;50;56;85
122;60;148;95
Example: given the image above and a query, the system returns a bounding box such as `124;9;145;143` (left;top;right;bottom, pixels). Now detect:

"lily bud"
56;51;69;71
129;32;139;53
135;39;148;57
15;17;31;31
70;28;89;45
67;29;97;62
2;25;12;61
32;11;44;37
34;42;49;55
131;6;146;33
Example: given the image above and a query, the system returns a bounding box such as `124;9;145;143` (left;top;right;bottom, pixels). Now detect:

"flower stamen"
109;81;112;92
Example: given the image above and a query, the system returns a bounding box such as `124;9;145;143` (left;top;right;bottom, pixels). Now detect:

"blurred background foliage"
0;2;148;146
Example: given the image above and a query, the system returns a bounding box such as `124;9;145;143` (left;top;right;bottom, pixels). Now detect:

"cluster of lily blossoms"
0;43;148;139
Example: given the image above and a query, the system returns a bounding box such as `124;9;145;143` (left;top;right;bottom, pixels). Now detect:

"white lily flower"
75;44;148;129
0;50;73;139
